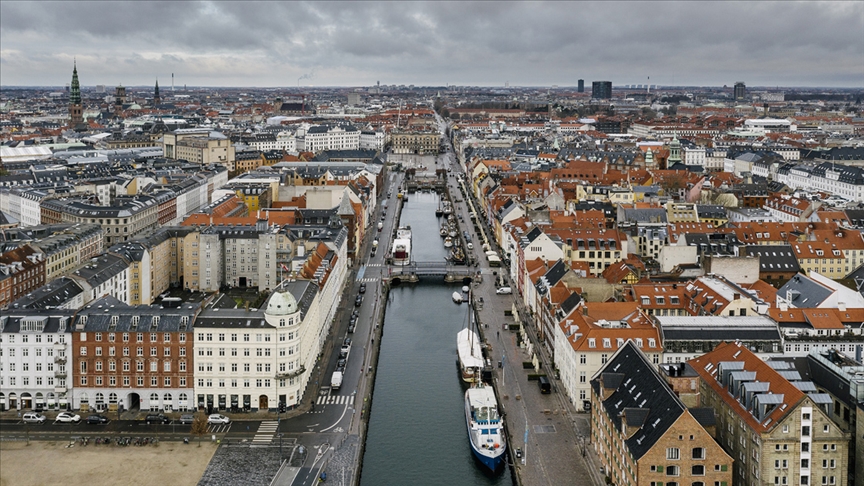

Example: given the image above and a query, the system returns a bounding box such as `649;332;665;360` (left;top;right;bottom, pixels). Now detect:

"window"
692;465;705;475
666;465;679;476
667;447;680;460
822;425;829;433
692;447;705;459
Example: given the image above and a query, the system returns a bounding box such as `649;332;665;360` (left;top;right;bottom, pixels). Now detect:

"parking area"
0;440;217;486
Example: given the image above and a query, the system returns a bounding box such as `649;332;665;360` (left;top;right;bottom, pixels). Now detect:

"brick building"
591;340;733;486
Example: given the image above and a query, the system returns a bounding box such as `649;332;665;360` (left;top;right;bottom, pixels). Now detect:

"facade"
389;130;440;155
72;299;196;412
40;195;160;247
30;223;104;281
0;245;47;309
591;341;733;486
734;82;746;101
163;129;236;170
689;342;850;486
0;311;73;411
302;124;361;153
192;281;322;412
592;81;612;100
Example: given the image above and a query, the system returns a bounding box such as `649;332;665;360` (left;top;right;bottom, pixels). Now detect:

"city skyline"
1;1;862;88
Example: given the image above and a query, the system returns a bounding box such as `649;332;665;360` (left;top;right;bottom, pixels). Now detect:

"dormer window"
588;338;596;348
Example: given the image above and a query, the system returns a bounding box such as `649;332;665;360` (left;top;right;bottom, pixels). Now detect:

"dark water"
360;192;512;486
398;191;450;262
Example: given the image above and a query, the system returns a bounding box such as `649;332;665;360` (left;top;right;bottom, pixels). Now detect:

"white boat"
391;227;412;266
465;385;506;472
452;292;464;304
462;285;470;293
457;327;483;382
444;237;453;248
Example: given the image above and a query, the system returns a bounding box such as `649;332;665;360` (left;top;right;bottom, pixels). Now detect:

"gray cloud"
1;1;862;87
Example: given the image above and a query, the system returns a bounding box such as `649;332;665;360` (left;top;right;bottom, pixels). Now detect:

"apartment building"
591;340;733;486
29;223;104;281
0;245;46;309
390;129;440;155
192;281;322;412
40;195;159;247
72;299;196;412
689;342;850;486
163;129;235;170
555;305;663;411
0;311;73;412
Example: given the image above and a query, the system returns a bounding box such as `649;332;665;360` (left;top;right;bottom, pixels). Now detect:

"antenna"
647;76;650;95
172;73;174;92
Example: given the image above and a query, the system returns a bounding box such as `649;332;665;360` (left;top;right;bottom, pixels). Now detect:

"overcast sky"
1;1;862;88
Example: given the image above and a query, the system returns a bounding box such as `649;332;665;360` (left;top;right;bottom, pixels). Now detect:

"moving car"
179;414;195;425
85;414;109;424
22;412;46;424
207;414;230;425
55;412;81;423
145;413;171;424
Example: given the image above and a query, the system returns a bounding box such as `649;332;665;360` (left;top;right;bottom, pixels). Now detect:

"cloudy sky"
1;1;862;88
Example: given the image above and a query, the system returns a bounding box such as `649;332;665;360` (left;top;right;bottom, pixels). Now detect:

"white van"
496;287;512;295
22;412;46;424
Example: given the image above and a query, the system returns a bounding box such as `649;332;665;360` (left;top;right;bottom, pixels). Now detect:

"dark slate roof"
194;307;269;329
810;162;864;185
661;326;782;342
776;274;833;308
621;208;667;224
10;277;85;309
590;341;685;460
70;254;129;287
560;291;583;316
696;205;728;220
0;310;75;334
689;408;717;428
742;245;801;273
75;296;199;332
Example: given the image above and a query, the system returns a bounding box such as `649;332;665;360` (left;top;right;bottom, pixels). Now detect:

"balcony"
54;371;67;379
54;385;67;393
54;356;67;364
276;365;306;381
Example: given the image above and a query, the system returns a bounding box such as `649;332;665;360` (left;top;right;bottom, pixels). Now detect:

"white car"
207;414;230;425
496;287;512;295
55;412;81;423
22;412;46;424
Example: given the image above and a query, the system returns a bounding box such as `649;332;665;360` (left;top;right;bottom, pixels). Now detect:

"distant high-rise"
734;81;746;101
592;81;612;100
69;61;83;127
577;79;584;93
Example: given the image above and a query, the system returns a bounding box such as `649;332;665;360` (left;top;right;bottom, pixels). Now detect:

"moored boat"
391;227;412;266
444;237;453;248
452;291;464;304
465;385;506;472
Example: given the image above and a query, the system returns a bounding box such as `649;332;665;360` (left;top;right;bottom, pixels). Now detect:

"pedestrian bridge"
386;261;480;284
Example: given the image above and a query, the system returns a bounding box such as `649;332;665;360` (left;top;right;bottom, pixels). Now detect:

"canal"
360;191;512;486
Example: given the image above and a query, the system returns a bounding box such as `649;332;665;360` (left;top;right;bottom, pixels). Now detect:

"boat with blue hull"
464;385;506;473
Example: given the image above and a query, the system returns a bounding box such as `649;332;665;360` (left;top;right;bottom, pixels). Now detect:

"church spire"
70;59;81;105
154;79;161;105
69;60;83;127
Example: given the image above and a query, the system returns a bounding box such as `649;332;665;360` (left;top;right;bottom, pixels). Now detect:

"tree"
191;414;208;447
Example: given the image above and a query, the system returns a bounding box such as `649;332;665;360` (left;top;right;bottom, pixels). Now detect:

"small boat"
449;230;457;238
449;247;466;265
462;285;470;293
465;385;506;472
444;237;453;248
391;227;412;266
452;292;463;304
440;226;448;237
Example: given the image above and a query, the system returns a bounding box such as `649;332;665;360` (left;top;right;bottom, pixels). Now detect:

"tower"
591;81;612;100
733;82;746;101
69;60;83;127
154;79;161;106
115;84;126;112
577;79;584;93
668;134;682;166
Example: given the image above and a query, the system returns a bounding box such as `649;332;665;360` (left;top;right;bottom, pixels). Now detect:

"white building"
192;280;326;412
300;124;361;153
359;130;386;152
0;312;72;412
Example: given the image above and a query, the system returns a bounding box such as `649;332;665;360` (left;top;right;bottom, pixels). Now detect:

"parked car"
55;412;81;423
207;414;230;425
355;295;363;307
343;337;352;347
359;283;366;294
179;414;195;425
145;413;171;424
496;287;512;295
22;412;46;424
336;358;347;372
85;414;109;424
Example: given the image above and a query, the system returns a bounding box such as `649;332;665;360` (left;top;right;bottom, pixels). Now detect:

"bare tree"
191;414;208;447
